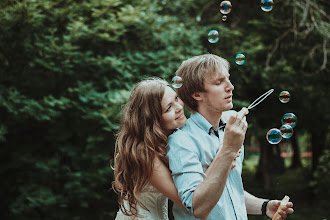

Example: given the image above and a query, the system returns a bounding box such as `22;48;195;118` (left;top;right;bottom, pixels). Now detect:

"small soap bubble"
281;113;297;128
260;0;274;12
279;91;291;103
171;76;183;88
266;128;282;144
220;1;232;15
235;54;245;65
222;15;227;21
208;30;219;44
280;124;293;139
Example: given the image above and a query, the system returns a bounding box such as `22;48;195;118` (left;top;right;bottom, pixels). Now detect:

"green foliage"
0;0;207;219
310;149;330;208
0;0;329;219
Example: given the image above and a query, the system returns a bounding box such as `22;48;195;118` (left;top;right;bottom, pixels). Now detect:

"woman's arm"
149;157;185;209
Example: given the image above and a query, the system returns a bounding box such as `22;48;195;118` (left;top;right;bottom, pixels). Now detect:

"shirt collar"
190;112;226;136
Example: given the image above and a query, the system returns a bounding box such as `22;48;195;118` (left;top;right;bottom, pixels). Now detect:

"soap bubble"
280;124;293;139
220;1;232;15
279;91;291;103
171;76;183;88
260;0;274;12
222;15;227;21
266;128;282;144
235;54;246;65
208;30;219;43
281;113;297;128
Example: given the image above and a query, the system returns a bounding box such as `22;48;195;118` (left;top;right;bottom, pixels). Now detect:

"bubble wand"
247;89;274;110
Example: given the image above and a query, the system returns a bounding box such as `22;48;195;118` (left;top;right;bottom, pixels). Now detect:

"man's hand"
231;149;241;169
223;107;249;153
267;200;294;220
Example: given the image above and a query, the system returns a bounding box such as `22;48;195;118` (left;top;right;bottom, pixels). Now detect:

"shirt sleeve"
166;130;206;215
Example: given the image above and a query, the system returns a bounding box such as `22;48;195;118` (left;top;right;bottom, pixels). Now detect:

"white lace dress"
115;184;169;220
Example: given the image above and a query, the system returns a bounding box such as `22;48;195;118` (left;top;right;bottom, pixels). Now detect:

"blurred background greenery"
0;0;329;219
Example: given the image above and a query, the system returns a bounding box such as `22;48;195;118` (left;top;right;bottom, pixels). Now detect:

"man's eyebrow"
218;74;226;80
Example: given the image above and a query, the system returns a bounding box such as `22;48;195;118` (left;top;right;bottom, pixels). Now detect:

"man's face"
199;69;234;113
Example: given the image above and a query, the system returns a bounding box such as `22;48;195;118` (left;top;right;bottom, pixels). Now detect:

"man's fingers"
238;115;248;130
227;114;238;125
227;107;248;125
239;107;249;117
236;107;249;125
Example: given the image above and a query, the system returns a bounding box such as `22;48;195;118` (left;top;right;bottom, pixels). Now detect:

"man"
166;54;294;219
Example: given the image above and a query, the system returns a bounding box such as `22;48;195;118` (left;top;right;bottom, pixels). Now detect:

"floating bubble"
281;113;297;128
260;0;274;12
279;91;291;103
220;1;232;15
266;128;282;144
171;76;183;88
235;53;246;65
208;30;219;43
222;15;227;21
280;124;293;139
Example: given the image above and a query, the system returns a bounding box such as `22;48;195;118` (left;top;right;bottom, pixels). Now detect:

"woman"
112;78;239;219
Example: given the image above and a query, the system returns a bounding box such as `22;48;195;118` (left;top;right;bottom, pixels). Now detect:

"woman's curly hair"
112;78;170;217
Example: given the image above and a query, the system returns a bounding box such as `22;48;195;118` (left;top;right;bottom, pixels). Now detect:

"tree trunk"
256;136;282;190
290;131;302;169
311;131;325;172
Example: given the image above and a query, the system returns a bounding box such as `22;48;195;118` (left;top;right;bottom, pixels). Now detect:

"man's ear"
192;92;202;101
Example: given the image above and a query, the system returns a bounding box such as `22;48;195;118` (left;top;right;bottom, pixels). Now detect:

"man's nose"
227;80;234;92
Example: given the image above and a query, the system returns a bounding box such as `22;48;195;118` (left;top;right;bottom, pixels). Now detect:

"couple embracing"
112;54;294;220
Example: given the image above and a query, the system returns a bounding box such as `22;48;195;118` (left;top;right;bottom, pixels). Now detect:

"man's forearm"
192;149;236;219
244;191;267;215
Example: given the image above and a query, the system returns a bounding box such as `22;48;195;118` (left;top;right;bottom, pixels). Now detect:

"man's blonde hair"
176;54;230;112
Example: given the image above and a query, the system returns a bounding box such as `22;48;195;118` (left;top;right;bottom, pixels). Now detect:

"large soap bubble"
266;128;282;144
260;0;274;12
235;54;246;65
280;124;293;139
220;1;232;15
279;91;291;103
171;76;183;89
208;30;219;43
281;113;297;128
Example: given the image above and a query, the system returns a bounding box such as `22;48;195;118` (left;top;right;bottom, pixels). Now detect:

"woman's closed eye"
165;105;172;113
164;96;180;113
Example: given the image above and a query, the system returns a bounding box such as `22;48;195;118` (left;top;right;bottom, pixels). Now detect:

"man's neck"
197;107;222;129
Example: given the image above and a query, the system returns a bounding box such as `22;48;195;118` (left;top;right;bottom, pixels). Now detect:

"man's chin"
224;103;233;110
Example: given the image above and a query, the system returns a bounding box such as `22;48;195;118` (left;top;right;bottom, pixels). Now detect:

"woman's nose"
175;103;183;112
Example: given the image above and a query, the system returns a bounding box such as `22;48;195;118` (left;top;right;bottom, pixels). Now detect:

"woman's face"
160;86;187;136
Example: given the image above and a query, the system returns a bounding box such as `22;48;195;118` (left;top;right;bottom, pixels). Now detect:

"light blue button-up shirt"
166;112;247;220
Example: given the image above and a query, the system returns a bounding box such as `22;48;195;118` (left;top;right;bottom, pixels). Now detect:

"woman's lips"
176;113;184;120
